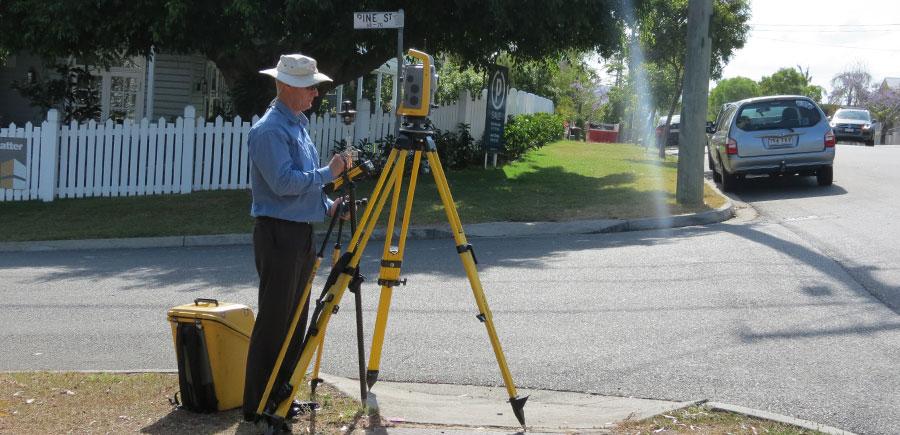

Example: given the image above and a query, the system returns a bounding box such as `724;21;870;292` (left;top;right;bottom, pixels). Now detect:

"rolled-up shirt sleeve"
250;129;334;197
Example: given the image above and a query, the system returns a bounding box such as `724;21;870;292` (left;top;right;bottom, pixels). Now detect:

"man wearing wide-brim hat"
243;53;350;421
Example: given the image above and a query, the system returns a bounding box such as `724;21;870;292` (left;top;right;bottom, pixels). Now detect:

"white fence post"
38;109;59;202
354;98;371;145
180;106;195;193
456;90;470;130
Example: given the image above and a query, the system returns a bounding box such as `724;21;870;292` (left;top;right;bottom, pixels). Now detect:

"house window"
108;76;139;122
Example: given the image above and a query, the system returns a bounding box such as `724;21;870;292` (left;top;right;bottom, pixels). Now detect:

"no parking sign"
484;65;508;153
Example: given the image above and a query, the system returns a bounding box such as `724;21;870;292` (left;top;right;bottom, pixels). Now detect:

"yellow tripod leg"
309;246;342;395
426;149;528;428
367;150;421;387
259;149;404;428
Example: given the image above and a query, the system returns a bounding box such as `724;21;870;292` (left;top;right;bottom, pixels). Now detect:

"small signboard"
483;65;509;153
0;137;27;190
354;11;404;29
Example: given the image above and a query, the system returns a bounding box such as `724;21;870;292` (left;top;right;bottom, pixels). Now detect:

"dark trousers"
243;217;315;420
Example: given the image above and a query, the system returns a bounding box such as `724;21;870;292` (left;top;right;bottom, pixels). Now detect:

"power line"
752;37;900;52
751;23;900;27
752;28;899;33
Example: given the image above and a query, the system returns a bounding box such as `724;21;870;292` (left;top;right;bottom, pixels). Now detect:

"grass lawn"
0;141;726;242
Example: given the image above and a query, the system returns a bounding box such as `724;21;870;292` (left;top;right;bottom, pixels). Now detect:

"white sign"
354;11;404;29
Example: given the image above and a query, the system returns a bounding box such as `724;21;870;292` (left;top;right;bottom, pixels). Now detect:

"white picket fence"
0;88;552;202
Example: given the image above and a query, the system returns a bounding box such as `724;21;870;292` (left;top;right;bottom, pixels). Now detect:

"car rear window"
735;99;821;131
834;110;870;121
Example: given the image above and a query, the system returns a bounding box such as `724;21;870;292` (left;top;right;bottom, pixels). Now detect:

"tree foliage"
829;64;872;106
759;67;823;101
630;0;750;154
707;76;759;119
1;0;627;117
11;64;101;122
866;83;900;142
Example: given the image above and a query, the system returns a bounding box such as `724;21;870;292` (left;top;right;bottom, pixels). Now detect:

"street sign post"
483;65;508;168
354;10;404;140
353;11;404;29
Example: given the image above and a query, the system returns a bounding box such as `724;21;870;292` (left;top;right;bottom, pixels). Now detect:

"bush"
433;123;481;170
503;113;565;160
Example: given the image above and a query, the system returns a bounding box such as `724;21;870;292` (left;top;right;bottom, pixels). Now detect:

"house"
0;50;227;125
882;77;900;90
1;50;403;127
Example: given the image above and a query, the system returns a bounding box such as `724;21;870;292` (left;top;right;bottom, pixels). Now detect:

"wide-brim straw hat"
260;54;333;88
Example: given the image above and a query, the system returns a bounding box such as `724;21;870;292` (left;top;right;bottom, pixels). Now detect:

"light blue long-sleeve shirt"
248;100;334;222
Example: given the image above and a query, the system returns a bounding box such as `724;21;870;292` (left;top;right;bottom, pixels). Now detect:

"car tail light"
726;137;738;155
825;130;835;148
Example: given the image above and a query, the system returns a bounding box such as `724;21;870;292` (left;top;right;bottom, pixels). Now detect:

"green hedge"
503;113;565;160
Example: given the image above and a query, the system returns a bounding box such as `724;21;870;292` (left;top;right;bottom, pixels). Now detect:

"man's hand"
327;196;352;220
328;151;353;176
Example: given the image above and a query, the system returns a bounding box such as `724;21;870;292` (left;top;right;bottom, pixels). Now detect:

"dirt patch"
0;372;375;434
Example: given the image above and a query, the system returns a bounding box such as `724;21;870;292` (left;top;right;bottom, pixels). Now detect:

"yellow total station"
397;49;438;118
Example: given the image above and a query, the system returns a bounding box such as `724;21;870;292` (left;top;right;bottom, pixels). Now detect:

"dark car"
830;107;875;146
655;115;680;147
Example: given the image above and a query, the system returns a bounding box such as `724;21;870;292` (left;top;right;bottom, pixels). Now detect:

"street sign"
354;11;404;29
0;137;27;190
483;65;508;153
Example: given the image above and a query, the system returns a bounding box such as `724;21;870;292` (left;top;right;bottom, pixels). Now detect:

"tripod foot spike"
310;378;323;395
366;370;379;389
510;395;528;428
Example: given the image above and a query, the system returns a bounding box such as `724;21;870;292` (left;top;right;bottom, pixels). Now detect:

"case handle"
193;298;219;306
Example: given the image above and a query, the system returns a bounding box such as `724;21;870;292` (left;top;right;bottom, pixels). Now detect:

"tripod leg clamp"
456;243;478;264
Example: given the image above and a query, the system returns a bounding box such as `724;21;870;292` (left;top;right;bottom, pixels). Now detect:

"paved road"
2;144;899;434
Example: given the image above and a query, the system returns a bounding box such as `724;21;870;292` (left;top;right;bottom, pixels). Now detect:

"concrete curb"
0;202;734;253
703;401;857;435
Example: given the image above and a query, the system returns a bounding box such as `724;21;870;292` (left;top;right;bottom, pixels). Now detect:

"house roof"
883;77;900;89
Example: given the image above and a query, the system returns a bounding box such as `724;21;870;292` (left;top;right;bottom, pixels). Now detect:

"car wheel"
817;166;833;186
721;166;737;192
708;151;721;182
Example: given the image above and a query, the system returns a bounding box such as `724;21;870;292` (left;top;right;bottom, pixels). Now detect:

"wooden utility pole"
676;0;713;205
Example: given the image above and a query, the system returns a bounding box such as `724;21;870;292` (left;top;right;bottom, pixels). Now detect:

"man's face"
295;85;319;111
282;82;319;112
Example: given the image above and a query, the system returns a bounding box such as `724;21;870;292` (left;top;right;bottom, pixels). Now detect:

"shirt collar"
274;99;309;128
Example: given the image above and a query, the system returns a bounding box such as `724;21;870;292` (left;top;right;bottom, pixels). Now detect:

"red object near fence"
587;122;619;143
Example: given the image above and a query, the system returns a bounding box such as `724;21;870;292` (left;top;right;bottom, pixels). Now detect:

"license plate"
766;136;793;147
842;127;854;132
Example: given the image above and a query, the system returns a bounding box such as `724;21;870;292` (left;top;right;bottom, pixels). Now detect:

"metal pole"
395;9;404;140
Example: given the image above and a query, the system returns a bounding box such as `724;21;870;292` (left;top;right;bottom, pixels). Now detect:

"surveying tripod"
253;49;527;434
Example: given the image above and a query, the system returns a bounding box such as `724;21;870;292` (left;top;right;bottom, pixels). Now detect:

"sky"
590;0;900;97
720;0;900;95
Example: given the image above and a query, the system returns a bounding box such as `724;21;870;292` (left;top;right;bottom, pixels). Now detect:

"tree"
635;0;751;157
1;0;628;117
11;64;101;122
550;59;602;127
707;76;759;119
759;67;823;101
866;83;900;143
829;64;872;106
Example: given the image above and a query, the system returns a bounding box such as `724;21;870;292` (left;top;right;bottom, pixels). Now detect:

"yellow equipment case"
167;298;255;412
